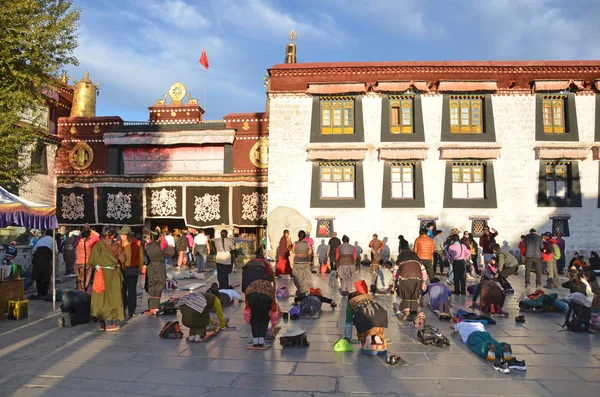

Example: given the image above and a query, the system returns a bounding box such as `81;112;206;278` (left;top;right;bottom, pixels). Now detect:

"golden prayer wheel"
70;72;100;117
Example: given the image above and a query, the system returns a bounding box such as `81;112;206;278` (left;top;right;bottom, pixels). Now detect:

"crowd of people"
7;221;599;375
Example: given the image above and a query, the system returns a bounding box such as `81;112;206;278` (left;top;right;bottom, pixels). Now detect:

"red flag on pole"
199;49;209;70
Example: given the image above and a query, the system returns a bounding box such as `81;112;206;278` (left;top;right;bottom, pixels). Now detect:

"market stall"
0;186;59;312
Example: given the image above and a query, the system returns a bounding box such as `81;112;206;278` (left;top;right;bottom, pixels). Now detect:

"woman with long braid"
214;230;235;289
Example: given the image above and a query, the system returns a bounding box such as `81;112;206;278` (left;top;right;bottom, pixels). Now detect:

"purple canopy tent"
0;186;59;311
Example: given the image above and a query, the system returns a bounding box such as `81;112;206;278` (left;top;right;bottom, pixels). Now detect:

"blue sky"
69;0;600;121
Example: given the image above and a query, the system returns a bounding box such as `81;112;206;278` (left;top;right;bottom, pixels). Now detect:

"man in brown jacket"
414;228;435;281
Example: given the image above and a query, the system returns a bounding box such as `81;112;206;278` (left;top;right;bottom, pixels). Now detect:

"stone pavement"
0;266;598;397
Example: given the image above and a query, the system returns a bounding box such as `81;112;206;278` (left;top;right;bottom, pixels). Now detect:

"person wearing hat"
523;228;544;288
541;232;559;289
176;291;226;342
119;226;143;317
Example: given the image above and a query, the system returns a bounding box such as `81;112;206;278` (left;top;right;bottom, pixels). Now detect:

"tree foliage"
0;0;80;188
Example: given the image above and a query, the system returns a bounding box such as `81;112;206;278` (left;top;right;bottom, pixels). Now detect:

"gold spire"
61;71;69;84
70;71;100;117
285;30;297;64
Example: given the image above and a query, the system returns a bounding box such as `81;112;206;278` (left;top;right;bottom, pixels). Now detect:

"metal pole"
204;69;207;114
52;229;56;313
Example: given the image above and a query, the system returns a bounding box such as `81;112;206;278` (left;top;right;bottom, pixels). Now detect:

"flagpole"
204;68;207;113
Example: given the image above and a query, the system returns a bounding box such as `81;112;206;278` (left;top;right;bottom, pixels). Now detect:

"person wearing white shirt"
31;230;58;298
452;321;525;373
193;229;210;271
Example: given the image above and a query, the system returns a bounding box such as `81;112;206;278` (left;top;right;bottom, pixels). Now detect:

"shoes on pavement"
506;357;527;371
493;358;510;374
487;343;496;361
105;324;120;332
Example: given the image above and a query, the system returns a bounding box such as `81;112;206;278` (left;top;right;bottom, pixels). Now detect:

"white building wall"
268;93;598;258
19;144;57;207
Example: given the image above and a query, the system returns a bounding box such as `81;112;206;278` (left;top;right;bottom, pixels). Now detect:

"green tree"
0;0;80;189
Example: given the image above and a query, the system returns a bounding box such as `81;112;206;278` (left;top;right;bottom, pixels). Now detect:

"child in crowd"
423;277;453;320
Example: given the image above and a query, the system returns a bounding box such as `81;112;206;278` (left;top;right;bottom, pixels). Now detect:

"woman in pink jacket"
446;235;472;295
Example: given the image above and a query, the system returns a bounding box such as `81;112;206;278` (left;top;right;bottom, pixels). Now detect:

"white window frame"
545;162;569;199
452;163;485;199
390;163;414;199
320;163;355;199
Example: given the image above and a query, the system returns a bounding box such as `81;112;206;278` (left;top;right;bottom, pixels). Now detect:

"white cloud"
329;0;445;38
135;0;210;29
469;0;600;59
214;0;347;45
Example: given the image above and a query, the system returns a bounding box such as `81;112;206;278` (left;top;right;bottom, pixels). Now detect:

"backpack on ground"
159;301;177;315
417;324;450;348
299;295;322;317
159;321;183;339
553;244;561;261
562;296;591;333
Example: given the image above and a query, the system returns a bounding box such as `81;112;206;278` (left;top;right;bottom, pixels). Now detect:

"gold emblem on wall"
249;137;269;169
70;126;77;134
68;141;94;171
168;82;186;105
93;124;100;134
242;121;250;131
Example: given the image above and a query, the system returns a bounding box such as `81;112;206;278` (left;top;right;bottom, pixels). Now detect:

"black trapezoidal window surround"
382;161;425;208
310;95;365;143
443;161;497;208
535;93;579;142
380;94;425;142
441;94;496;143
538;160;581;207
310;161;365;208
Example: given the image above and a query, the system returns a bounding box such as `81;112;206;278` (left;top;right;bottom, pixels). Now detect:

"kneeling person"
177;292;226;342
345;280;388;351
424;277;453;319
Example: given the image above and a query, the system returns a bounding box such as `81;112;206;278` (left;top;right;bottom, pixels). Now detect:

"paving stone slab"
539;380;600;397
118;353;211;370
151;385;208;397
209;358;296;375
477;365;581;380
439;379;551;396
514;354;600;367
235;375;336;392
135;369;237;387
102;380;160;394
338;377;442;394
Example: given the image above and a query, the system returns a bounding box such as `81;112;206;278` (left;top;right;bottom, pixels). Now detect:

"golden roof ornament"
288;30;297;44
168;82;186;105
70;71;100;117
285;30;297;64
61;71;69;84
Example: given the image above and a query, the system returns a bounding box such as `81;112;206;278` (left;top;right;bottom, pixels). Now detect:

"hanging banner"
232;186;268;226
56;187;96;225
185;186;229;228
96;187;143;225
145;186;183;218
